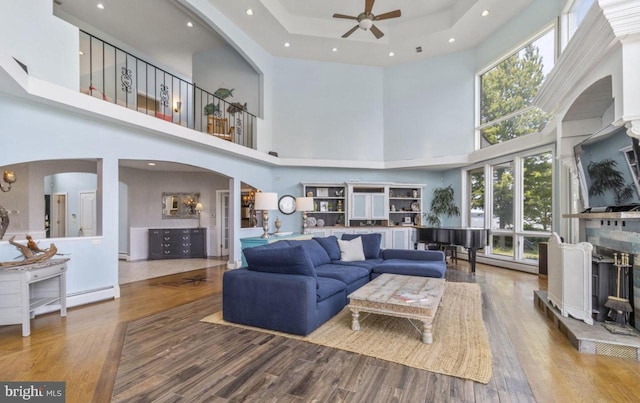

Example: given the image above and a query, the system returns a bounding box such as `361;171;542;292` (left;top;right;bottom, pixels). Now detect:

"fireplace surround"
564;211;640;331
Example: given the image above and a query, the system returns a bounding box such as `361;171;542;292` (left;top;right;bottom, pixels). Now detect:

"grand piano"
415;227;490;273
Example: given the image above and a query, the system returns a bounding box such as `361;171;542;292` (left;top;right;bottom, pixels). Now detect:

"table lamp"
254;192;278;238
296;197;314;234
195;202;204;228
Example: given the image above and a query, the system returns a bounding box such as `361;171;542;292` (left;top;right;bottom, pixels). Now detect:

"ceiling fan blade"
333;13;358;20
375;10;401;21
370;24;384;39
365;0;375;15
342;25;360;38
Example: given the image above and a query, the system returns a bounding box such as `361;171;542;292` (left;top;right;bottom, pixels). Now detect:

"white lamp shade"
195;202;204;212
254;192;278;210
296;197;314;212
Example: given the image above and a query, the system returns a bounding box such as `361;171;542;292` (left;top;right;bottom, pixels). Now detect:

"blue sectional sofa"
222;233;446;335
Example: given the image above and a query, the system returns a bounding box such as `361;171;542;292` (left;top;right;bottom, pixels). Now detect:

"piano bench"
444;245;458;265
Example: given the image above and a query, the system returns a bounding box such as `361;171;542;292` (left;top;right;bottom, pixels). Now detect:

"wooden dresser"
148;228;207;260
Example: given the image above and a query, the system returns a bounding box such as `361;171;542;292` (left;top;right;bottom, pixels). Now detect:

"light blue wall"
383;51;476;160
0;94;274;294
0;1;78;89
271;58;384;160
193;45;260;116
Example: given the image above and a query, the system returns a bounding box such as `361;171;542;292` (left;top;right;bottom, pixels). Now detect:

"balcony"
79;31;256;149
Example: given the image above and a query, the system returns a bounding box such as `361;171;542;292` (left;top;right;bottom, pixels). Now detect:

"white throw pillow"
338;236;366;262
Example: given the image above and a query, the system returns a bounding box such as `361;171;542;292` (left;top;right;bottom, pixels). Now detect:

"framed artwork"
320;201;329;212
404;217;412;224
317;188;329;197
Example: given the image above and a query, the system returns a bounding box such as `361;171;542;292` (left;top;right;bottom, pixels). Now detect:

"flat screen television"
574;126;640;210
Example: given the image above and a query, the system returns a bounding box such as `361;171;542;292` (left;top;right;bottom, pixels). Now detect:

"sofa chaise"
222;233;446;335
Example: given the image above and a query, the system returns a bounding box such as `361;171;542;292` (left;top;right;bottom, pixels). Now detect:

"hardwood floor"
1;261;639;402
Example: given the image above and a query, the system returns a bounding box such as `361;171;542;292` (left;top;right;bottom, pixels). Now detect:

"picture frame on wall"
316;188;329;197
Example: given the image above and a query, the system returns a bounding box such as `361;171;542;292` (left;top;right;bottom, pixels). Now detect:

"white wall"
0;1;78;90
271;58;384;160
120;167;228;229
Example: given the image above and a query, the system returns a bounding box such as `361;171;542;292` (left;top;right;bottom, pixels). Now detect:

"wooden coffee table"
348;273;446;344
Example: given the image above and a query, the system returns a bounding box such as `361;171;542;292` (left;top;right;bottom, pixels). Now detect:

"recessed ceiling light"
79;51;84;56
332;48;338;52
389;52;395;57
96;3;104;9
187;21;193;28
284;42;290;48
481;10;490;17
147;162;156;166
246;9;254;16
448;38;456;43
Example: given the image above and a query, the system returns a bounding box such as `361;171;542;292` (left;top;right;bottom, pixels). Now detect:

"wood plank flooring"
1;261;640;402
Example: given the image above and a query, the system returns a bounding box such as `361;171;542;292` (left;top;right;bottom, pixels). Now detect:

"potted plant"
425;185;460;227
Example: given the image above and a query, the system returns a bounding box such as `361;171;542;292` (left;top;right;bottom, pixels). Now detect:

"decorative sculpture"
0;170;17;240
1;235;58;267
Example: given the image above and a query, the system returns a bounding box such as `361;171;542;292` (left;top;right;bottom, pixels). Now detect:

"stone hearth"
534;291;640;359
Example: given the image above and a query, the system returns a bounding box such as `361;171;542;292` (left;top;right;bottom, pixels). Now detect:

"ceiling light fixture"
147;162;156;166
481;10;490;17
187;21;193;28
389;51;395;57
79;51;84;56
284;42;290;48
97;3;104;9
246;9;254;16
332;48;338;52
448;38;456;43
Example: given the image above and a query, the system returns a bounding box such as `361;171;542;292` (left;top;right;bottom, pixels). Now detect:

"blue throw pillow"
287;240;331;267
312;236;341;261
342;233;381;259
244;245;317;280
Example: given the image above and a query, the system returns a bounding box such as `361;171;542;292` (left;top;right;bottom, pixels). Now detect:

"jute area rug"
202;281;492;384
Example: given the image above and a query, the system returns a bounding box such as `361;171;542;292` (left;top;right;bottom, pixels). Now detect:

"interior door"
217;191;229;256
79;190;97;236
50;193;67;238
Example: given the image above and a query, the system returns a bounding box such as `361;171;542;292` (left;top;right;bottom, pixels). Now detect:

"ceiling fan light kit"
333;0;401;39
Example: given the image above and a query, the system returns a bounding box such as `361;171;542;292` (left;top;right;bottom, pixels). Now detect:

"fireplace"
576;214;640;331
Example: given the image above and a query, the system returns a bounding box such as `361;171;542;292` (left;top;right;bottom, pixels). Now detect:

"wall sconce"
296;197;314;234
183;197;197;215
195;202;204;228
254;192;278;238
174;101;182;113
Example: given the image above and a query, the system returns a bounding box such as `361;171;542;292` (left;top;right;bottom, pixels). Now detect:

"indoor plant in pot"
425;185;460;227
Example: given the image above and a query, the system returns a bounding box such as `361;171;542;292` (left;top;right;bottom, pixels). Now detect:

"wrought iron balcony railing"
79;30;256;148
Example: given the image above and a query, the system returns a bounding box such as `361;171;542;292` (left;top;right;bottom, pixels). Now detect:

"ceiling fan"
333;0;401;39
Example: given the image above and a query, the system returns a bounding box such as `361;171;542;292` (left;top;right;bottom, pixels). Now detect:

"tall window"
566;0;595;41
478;28;555;148
465;150;553;265
468;168;485;228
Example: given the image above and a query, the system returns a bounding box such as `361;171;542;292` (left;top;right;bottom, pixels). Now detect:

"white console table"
0;258;69;336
